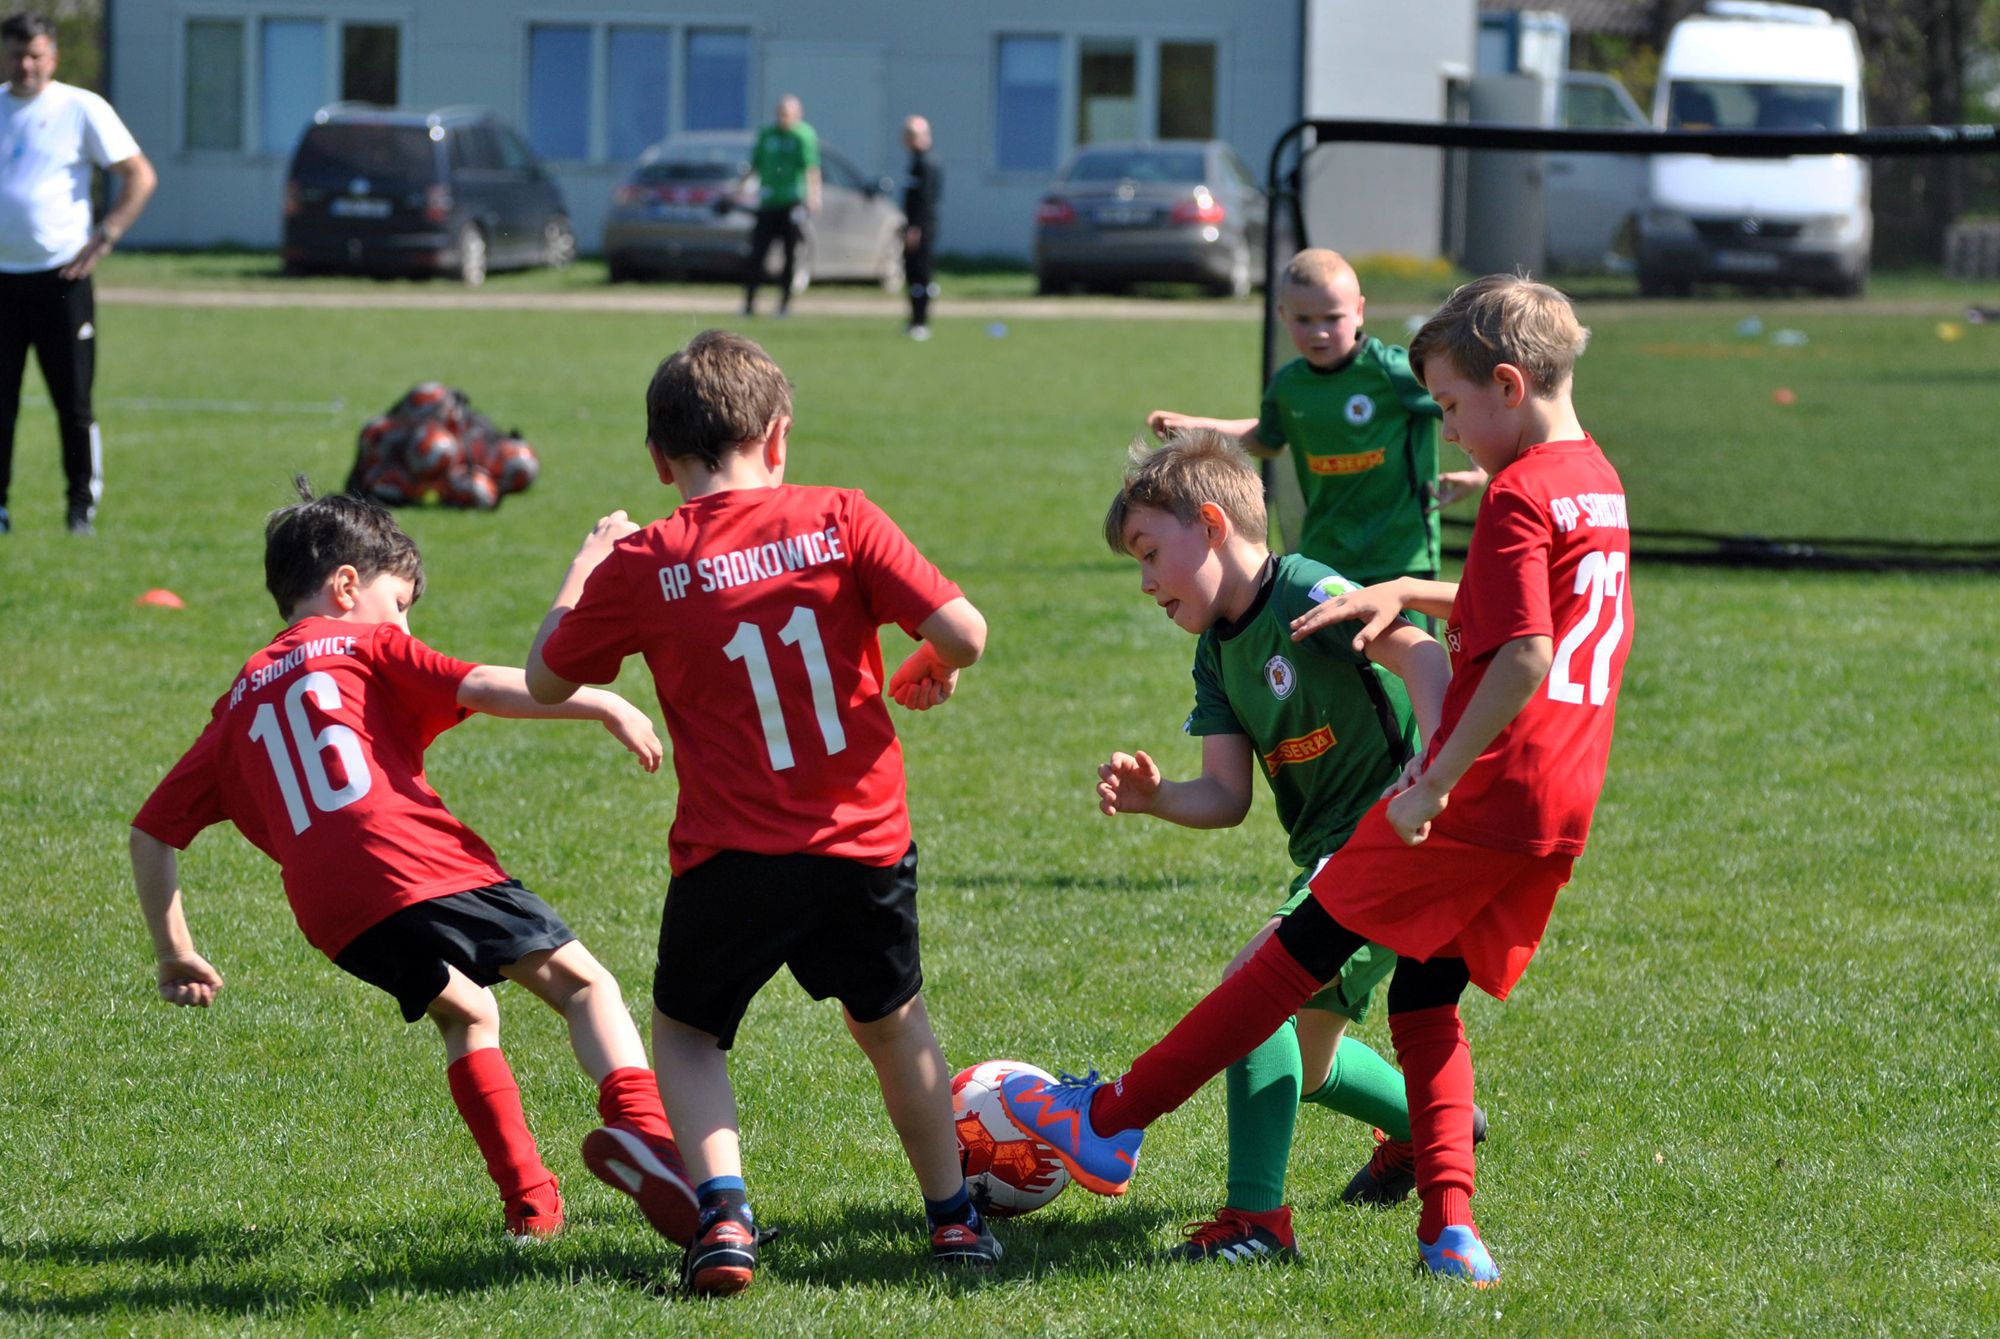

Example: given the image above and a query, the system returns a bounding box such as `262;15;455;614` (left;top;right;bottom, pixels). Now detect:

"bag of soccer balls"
346;382;539;511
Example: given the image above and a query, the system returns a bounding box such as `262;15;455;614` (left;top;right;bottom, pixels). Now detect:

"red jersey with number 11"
1428;436;1633;856
132;620;507;957
538;485;961;875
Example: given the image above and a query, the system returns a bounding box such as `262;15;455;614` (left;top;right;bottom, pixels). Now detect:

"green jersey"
1256;335;1444;586
1187;554;1418;870
752;121;819;207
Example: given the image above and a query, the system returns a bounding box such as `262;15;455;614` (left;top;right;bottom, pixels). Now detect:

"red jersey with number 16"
538;485;961;875
132;620;507;957
1427;436;1633;856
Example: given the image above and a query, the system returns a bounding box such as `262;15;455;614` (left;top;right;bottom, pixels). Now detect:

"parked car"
603;131;905;291
1636;0;1870;297
282;104;575;286
1545;71;1649;273
1032;141;1267;297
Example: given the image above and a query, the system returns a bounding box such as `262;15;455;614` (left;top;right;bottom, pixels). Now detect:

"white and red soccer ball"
951;1060;1070;1217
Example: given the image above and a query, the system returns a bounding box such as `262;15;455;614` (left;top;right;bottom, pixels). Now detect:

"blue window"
997;36;1061;172
608;27;671;162
185;19;245;151
527;25;591;160
685;29;749;131
261;19;326;155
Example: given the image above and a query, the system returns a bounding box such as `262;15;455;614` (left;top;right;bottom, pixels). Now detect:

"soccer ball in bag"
951;1060;1070;1216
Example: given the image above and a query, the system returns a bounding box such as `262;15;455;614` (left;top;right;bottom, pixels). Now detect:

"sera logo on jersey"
1264;654;1298;700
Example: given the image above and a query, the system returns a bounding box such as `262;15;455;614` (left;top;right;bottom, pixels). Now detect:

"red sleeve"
845;493;962;637
1457;480;1553;661
132;707;230;849
369;624;477;749
539;546;641;685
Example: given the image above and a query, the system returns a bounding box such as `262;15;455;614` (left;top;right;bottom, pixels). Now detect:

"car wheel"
456;224;488;287
607;257;635;284
1209;245;1252;299
788;237;814;296
1035;271;1068;296
542;216;577;269
877;231;907;293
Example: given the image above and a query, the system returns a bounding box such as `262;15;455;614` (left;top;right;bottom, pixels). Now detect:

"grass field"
2;270;1997;1336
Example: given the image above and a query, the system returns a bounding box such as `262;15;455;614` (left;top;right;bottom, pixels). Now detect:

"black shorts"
334;880;574;1023
654;843;922;1049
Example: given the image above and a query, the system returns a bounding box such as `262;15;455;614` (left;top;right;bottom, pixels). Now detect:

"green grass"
2;288;1997;1335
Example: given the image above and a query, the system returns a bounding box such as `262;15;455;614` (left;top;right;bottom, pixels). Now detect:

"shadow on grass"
3;1199;1185;1315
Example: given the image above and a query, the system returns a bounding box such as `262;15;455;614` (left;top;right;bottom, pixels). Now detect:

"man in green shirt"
1149;249;1488;606
742;95;820;318
1094;429;1480;1263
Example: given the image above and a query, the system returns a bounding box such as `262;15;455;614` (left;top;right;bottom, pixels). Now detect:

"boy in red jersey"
526;330;993;1295
999;275;1633;1284
131;482;699;1245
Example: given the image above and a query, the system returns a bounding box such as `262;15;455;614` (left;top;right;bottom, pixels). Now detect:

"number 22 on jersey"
724;606;848;771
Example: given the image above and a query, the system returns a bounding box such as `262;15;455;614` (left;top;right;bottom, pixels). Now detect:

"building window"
1077;39;1136;144
1158;42;1216;140
685;29;749;132
259;19;324;155
996;36;1060;172
343;24;400;105
609;27;671;161
185;19;245;151
527;24;592;160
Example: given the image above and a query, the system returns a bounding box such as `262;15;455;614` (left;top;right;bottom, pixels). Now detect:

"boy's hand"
1381;754;1424;801
156;951;223;1008
603;697;665;772
574;510;640;570
889;642;959;711
1431;468;1489;511
1385;773;1448;845
1291;583;1404;652
1147;410;1196;440
1096;750;1163;816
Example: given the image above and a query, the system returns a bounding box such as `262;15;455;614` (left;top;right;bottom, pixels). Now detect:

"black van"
282;105;574;285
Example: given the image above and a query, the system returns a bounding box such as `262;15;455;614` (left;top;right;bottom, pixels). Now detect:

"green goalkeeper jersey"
1256;335;1444;586
1187;554;1418;870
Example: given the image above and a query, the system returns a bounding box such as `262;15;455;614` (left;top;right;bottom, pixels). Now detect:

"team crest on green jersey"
1344;393;1375;426
1265;655;1298;700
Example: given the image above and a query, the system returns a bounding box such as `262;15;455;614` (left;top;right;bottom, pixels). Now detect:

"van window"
294;124;435;180
1666;80;1843;133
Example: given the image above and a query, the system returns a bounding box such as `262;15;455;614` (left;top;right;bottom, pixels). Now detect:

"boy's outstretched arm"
1434;466;1490;510
1289;576;1460;651
457;667;664;772
888;596;986;711
1387;633;1552;845
528;510;638;704
1099;733;1254;828
1361;620;1451;744
131;828;223;1007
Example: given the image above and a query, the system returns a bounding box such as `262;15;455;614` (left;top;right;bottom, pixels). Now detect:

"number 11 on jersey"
724;606;848;771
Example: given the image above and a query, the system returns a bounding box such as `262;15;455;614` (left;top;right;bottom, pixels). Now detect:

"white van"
1636;1;1870;296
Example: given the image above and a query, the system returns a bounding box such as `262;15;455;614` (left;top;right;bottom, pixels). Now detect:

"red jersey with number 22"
538;485;961;875
132;620;506;958
1426;437;1633;855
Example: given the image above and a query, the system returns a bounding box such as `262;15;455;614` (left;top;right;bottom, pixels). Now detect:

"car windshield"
637;143;750;182
1064;149;1208;183
1666;80;1844;132
293;124;436;180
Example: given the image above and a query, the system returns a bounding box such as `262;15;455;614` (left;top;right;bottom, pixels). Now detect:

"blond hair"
1104;429;1268;555
1407;274;1589;395
1281;247;1356;291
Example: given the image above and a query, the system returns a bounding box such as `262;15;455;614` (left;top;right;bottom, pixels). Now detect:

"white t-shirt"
0;79;141;272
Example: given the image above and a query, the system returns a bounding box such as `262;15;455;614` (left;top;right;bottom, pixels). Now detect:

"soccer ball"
951;1060;1070;1217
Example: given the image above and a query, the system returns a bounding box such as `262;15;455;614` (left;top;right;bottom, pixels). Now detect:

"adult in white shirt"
1;12;155;535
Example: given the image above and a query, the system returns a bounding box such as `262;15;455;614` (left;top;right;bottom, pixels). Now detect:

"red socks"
597;1065;674;1141
446;1047;557;1204
1388;1004;1479;1244
1091;934;1325;1133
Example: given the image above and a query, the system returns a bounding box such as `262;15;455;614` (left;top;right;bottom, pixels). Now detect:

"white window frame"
988;26;1231;181
172;6;412;159
520;12;753;166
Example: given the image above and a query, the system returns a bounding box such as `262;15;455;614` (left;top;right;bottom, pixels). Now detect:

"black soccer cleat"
1341;1104;1488;1207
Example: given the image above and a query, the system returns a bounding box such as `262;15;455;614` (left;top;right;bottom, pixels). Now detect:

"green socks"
1302;1034;1412;1140
1223;1020;1302;1213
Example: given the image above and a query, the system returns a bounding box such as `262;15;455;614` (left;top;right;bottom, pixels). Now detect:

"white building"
111;0;1474;259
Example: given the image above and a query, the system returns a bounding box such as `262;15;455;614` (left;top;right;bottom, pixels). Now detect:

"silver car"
603;131;905;291
1033;140;1267;297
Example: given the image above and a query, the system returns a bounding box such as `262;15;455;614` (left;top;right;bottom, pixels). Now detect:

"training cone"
135;588;185;609
1771;387;1797;406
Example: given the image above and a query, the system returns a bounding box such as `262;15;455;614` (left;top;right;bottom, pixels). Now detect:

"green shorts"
1276;863;1395;1023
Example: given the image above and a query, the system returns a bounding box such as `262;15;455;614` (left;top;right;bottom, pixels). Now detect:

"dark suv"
282;105;574;285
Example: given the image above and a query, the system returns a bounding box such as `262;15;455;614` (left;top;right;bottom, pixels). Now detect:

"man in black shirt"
900;116;941;341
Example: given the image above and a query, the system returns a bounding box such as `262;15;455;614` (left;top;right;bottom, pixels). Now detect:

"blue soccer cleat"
1417;1224;1500;1285
996;1069;1143;1197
